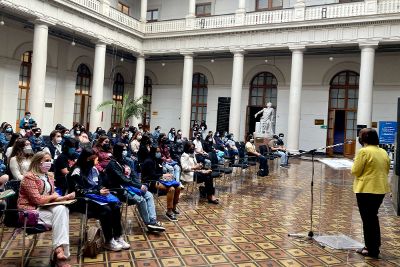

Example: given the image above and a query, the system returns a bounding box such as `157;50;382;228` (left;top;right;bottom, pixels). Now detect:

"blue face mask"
5;127;12;133
122;150;128;157
64;133;71;138
155;152;162;159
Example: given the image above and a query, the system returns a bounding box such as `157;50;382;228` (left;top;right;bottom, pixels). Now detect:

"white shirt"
193;139;204;154
9;157;31;180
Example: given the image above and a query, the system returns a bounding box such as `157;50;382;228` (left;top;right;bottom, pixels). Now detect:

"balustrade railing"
69;0;100;12
305;2;365;20
245;9;294;25
109;7;140;30
378;0;400;14
145;19;186;33
193;15;236;30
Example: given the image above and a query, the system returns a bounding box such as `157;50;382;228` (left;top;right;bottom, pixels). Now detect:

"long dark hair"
9;138;32;163
75;148;97;175
113;143;125;162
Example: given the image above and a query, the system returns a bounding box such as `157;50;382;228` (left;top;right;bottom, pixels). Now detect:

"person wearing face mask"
168;128;176;143
19;111;35;130
181;141;219;204
93;136;112;172
4;133;20;159
193;132;211;167
203;131;215;153
225;134;239;160
29;127;46;153
245;135;269;177
158;133;181;183
18;151;75;267
118;129;130;146
152;126;161;144
130;131;143;155
142;146;182;221
106;143;165;231
47;130;63;160
213;131;225;151
9;138;34;180
69;148;129;252
54;138;79;196
70;123;82;137
174;130;183;143
0;123;14;151
268;135;289;168
60;128;71;141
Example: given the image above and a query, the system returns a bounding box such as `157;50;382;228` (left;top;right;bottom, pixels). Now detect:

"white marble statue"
254;102;275;137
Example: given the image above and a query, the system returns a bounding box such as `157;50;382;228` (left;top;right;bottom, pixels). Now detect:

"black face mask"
196;136;201;140
87;160;95;169
35;133;41;137
102;144;110;151
161;138;167;143
188;148;195;154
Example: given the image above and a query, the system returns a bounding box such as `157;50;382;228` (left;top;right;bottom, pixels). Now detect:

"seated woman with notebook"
17;151;75;267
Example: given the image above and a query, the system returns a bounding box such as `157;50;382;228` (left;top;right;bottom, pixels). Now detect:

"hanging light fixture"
329;56;334;61
264;57;269;63
0;15;5;26
210;58;215;63
71;33;76;46
161;62;166;67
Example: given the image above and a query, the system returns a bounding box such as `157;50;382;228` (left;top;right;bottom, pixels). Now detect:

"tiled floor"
1;158;400;266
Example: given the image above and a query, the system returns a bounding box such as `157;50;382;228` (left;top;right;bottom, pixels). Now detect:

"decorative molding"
321;61;360;86
244;64;286;87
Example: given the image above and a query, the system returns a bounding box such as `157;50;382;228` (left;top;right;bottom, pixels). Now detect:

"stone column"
140;0;148;22
29;20;50;128
287;46;305;152
229;49;245;139
188;0;196;18
357;43;377;129
132;55;145;127
237;0;246;13
235;0;246;25
180;53;194;138
89;41;107;132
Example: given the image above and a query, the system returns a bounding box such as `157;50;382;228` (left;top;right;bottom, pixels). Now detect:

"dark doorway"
216;97;230;134
246;106;262;136
333;110;345;153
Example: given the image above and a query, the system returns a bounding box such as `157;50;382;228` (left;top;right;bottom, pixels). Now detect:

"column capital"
180;51;195;57
33;17;56;26
359;41;379;49
289;45;306;52
230;48;245;55
92;38;110;46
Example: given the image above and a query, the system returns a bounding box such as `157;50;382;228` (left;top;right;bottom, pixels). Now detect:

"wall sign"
379;121;397;144
314;119;324;125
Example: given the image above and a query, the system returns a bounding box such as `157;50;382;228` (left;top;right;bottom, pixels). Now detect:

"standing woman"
351;128;390;258
9;138;34;180
18;151;75;267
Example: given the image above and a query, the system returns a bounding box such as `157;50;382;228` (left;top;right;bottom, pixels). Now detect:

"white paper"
318;158;353;170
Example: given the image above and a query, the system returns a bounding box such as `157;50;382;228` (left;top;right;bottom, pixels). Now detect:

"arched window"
327;70;359;156
246;72;278;134
191;73;208;125
17;51;32;125
74;64;92;129
143;76;152;127
112;73;124;126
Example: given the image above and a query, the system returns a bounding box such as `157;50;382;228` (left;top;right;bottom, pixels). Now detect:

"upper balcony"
63;0;400;36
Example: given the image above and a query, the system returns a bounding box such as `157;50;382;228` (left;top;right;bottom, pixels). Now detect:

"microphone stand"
288;141;351;241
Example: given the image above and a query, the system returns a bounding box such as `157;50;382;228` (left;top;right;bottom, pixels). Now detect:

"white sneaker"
105;238;123;251
116;236;130;249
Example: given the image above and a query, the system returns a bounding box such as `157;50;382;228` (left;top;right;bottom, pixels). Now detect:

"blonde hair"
29;151;51;175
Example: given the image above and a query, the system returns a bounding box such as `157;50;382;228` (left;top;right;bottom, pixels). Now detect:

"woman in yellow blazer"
351;128;390;258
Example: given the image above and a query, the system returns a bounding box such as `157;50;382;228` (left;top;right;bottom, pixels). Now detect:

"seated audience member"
105;143;165;231
137;123;144;133
137;134;152;164
203;131;215;153
192;132;210;165
70;123;82;137
54;138;78;195
245;135;269;177
29;127;46;153
174;130;183;144
200;120;207;139
167;128;176;143
19;111;35;129
0;167;9;191
77;132;91;150
192;121;199;138
225;134;239;158
4;133;20;159
213;131;225;151
129;131;142;155
0;123;14;151
18;151;75;267
117;129;130;146
69;148;130;251
159;133;181;182
268;135;289;167
93;136;112;172
47;130;63;160
92;127;104;141
142;146;182;221
181;141;219;204
61;128;71;141
9;138;34;180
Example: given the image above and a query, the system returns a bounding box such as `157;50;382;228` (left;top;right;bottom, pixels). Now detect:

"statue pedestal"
253;131;271;150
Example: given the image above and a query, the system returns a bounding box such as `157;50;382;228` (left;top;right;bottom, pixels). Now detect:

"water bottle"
126;219;132;235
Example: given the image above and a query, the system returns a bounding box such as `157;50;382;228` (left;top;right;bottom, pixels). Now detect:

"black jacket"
105;158;142;190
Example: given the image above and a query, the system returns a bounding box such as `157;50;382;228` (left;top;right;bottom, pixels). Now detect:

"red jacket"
18;172;55;210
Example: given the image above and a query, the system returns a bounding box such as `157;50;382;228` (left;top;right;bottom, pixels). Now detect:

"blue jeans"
130;191;157;225
163;163;181;182
275;151;288;165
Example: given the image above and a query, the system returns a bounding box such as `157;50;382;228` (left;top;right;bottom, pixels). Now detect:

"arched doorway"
73;64;92;129
17;51;32;129
246;72;278;135
327;70;359;157
143;76;152;128
112;73;124;126
191;73;208;136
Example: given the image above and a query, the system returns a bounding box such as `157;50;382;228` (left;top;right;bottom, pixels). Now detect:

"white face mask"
56;137;62;144
122;150;128;157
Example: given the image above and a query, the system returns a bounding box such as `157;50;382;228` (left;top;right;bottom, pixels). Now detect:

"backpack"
82;225;104;258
